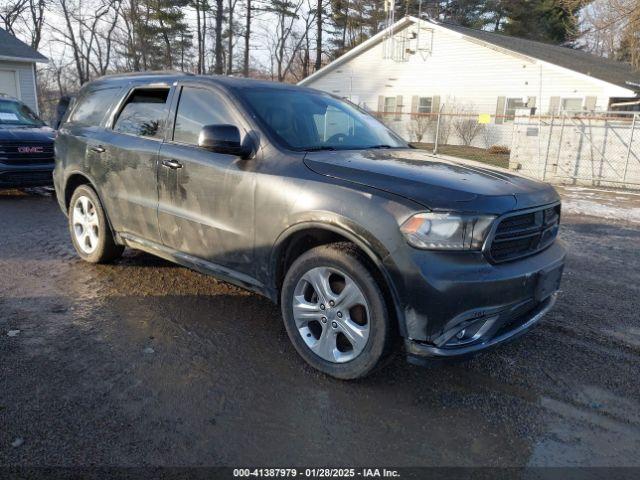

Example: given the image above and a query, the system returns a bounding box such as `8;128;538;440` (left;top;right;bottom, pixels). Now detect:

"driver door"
157;84;256;273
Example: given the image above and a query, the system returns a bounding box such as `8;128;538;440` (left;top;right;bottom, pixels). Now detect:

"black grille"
0;170;53;187
488;205;561;263
0;141;54;166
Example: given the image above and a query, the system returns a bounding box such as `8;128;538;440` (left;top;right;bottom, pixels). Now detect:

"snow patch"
562;197;640;224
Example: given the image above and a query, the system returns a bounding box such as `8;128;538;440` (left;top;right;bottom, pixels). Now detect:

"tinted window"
113;88;169;139
242;89;406;151
173;87;236;145
68;87;119;126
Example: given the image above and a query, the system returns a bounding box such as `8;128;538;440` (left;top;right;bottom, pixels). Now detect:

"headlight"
400;212;496;250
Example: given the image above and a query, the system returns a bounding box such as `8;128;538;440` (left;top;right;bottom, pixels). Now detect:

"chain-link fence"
375;109;515;153
375;108;640;190
511;111;640;190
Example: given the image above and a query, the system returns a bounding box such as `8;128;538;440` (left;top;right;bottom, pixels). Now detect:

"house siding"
0;60;38;113
304;23;633;118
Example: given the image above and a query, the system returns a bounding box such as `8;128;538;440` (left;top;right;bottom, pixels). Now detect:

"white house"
0;28;48;114
299;16;640;132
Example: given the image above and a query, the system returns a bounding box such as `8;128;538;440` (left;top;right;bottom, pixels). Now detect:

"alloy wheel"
72;195;100;254
292;266;370;363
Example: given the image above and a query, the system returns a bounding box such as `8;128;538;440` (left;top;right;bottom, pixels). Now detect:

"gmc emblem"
17;146;44;154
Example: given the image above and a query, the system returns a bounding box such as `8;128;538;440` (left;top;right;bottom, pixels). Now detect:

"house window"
418;97;432;114
561;98;583;112
504;97;527;122
384;97;396;114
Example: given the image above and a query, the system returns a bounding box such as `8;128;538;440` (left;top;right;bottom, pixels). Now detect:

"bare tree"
51;0;122;85
264;0;316;82
242;0;251;76
214;0;224;73
565;0;640;68
0;0;28;36
452;104;484;147
314;0;322;71
192;0;205;73
27;0;47;49
226;0;239;73
407;114;434;143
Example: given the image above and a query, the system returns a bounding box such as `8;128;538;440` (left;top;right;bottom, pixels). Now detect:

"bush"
487;145;511;155
407;114;435;142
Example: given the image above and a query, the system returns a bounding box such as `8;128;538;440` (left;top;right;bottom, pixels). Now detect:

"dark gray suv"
54;72;565;379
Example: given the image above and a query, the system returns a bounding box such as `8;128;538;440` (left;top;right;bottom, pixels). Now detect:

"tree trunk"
214;0;224;74
202;2;207;72
314;0;322;71
277;13;285;81
227;0;234;74
195;0;202;73
243;0;251;76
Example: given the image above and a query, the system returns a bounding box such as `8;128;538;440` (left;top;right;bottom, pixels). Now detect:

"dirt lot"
1;188;639;467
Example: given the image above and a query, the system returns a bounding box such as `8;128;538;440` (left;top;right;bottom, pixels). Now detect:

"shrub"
487;145;511;155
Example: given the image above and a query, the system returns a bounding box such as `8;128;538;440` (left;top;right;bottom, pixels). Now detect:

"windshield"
241;88;407;151
0;99;45;127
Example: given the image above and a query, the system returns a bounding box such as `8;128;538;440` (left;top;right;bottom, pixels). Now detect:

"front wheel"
68;184;124;263
281;243;392;380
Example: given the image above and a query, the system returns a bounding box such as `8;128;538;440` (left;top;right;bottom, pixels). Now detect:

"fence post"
542;113;555;181
623;113;637;184
433;104;443;155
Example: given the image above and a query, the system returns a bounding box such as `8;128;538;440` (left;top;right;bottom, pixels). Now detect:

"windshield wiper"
368;144;394;149
304;146;337;152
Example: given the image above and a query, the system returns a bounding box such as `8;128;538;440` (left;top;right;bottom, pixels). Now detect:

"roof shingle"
0;28;47;63
434;20;640;93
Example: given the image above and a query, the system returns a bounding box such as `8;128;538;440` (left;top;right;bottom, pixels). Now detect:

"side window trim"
108;84;173;141
167;83;246;148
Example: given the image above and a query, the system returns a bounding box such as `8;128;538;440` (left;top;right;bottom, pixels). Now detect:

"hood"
304;149;559;214
0;125;55;142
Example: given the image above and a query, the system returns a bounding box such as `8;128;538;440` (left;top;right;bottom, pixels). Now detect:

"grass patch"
411;143;510;169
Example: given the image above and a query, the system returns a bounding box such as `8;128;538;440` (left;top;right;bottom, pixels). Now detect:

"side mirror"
198;124;247;157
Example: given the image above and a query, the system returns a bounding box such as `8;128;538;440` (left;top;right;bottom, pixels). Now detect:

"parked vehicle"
0;96;55;188
54;73;566;379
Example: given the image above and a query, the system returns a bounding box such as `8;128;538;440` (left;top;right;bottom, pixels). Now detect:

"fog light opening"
443;315;499;347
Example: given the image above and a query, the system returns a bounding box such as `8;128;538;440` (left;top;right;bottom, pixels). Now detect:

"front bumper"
382;238;566;360
0;163;54;188
405;293;557;363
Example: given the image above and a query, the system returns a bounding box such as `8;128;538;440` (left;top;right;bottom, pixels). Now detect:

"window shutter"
395;95;403;120
585;96;597;111
431;96;440;115
377;96;385;116
411;95;419;117
495;96;506;124
549;96;561;115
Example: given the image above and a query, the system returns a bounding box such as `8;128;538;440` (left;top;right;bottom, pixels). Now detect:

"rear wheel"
281;243;392;380
68;185;123;263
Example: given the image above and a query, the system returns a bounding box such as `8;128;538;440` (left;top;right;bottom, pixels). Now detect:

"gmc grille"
0;141;54;166
487;205;561;263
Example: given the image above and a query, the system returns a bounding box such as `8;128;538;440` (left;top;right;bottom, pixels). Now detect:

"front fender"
270;215;408;337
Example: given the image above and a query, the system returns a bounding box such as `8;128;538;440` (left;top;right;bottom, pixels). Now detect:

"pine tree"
500;0;579;44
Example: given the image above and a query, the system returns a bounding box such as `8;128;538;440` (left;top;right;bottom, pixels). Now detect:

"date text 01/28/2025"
232;468;401;477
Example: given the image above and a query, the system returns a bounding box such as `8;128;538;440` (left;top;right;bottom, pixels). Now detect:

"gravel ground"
0;188;639;467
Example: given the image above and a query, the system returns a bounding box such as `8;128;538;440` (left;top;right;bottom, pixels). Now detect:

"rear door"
157;83;255;273
96;85;174;244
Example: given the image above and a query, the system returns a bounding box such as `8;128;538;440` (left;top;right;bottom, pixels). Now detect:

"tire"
281;242;392;380
68;184;124;263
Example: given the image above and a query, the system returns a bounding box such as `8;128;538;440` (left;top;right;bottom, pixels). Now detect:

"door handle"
162;159;183;170
90;145;105;153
